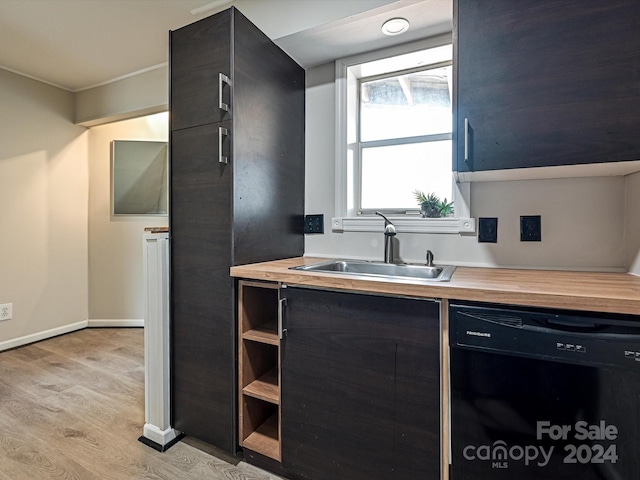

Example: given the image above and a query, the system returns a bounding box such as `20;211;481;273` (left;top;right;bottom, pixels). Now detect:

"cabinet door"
170;122;236;451
170;9;232;131
281;287;441;480
455;0;640;172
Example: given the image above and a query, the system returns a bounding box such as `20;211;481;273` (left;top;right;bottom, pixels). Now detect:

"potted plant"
413;190;454;218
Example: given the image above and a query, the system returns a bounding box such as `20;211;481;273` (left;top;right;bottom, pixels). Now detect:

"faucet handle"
425;250;434;267
375;211;396;235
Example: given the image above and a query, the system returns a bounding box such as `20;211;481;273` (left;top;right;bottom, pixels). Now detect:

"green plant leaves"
413;189;454;218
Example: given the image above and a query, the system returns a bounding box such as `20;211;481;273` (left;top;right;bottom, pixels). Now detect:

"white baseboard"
143;423;180;447
0;319;145;352
0;320;88;352
88;319;144;327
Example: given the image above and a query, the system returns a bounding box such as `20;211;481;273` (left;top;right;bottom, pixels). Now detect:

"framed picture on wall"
111;140;168;216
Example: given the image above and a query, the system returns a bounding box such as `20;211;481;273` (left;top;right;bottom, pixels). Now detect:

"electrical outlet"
478;217;498;243
304;214;324;234
0;303;12;321
520;215;542;242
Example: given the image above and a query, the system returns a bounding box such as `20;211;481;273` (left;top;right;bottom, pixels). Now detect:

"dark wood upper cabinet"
454;0;640;173
169;7;304;454
170;9;232;131
281;287;441;480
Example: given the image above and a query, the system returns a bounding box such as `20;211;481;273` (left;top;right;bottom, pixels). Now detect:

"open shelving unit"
238;280;281;461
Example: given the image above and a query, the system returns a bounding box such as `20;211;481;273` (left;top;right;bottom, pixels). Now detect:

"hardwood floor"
0;328;282;480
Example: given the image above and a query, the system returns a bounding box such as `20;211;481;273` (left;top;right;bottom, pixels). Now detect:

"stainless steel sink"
290;259;456;282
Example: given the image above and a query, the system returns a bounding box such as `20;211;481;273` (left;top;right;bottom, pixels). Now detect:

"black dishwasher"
449;301;640;480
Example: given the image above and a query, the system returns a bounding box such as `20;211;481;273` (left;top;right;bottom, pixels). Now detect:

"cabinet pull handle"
278;298;287;340
219;127;229;164
464;117;470;164
219;73;231;112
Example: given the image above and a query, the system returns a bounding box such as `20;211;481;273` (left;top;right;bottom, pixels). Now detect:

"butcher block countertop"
230;257;640;316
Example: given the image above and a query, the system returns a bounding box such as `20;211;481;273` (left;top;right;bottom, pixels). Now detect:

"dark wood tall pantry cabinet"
169;7;305;453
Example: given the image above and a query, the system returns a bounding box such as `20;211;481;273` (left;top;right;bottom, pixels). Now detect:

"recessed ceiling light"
381;18;410;36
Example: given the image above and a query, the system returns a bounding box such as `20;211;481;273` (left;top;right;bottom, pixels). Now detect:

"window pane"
360;66;452;142
360;141;452;210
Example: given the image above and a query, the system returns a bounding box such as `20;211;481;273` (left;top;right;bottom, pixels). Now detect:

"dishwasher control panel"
450;303;640;370
556;342;586;353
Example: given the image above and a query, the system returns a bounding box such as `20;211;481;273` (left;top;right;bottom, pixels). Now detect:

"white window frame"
333;34;474;234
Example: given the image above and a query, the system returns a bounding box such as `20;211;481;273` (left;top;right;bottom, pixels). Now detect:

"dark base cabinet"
280;287;441;480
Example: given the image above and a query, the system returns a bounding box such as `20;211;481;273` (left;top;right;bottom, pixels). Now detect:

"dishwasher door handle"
458;310;524;327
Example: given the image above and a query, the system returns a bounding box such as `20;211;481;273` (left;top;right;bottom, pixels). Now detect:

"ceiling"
0;0;452;92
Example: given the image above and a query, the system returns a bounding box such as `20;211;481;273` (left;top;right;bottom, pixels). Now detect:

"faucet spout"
375;212;396;264
426;250;435;267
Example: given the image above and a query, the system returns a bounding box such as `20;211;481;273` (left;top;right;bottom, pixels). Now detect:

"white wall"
305;62;629;271
75;66;168;127
88;113;168;322
0;67;168;345
626;171;640;275
72;0;404;128
0;68;89;347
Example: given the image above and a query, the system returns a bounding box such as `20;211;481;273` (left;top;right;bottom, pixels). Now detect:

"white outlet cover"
0;303;12;321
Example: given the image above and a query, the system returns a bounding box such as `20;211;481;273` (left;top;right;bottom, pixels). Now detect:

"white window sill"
331;216;476;234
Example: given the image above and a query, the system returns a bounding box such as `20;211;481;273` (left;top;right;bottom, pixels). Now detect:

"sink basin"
290;259;456;282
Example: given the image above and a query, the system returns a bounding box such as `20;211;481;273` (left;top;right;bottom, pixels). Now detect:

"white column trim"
141;233;179;449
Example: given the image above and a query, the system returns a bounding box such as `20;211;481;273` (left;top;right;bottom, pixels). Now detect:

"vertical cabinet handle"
219;127;229;164
464;117;470;164
278;298;287;340
218;73;231;112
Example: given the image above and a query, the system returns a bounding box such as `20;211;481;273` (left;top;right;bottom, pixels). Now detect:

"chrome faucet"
375;212;396;264
426;250;435;267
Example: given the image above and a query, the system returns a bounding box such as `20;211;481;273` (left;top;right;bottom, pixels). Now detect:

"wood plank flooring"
0;328;282;480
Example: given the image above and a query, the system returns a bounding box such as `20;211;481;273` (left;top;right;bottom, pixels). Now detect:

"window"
334;36;473;234
359;65;452;212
